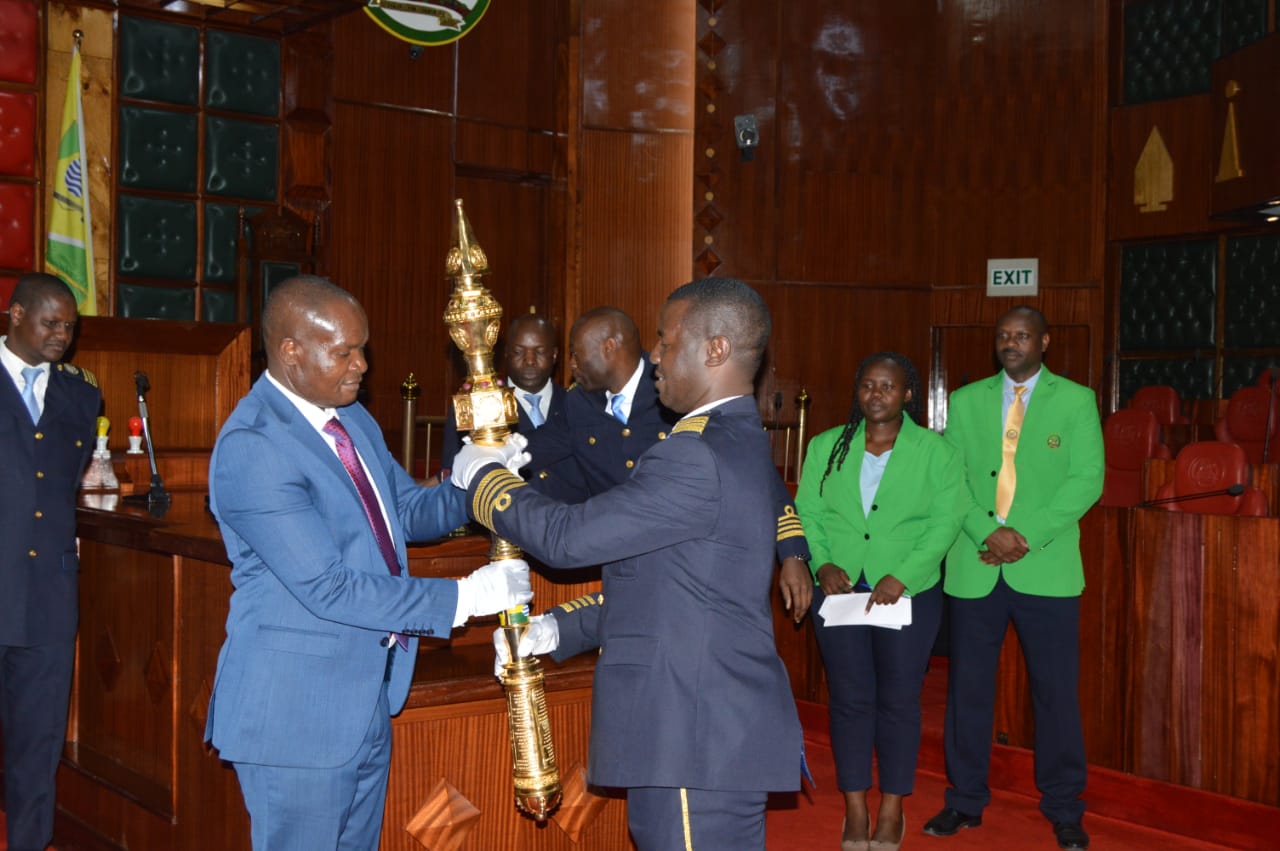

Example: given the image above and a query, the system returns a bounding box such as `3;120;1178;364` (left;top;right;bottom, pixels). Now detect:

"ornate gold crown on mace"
443;198;562;820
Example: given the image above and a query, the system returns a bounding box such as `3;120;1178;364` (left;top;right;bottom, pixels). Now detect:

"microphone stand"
125;370;170;513
1137;483;1244;508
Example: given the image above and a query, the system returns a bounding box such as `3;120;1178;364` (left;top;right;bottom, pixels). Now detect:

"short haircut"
667;277;772;372
261;275;356;347
570;306;638;347
509;312;558;343
1002;305;1048;335
10;273;75;310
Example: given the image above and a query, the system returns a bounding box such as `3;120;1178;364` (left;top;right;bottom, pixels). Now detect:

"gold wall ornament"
442;198;562;820
1134;125;1174;213
1216;80;1245;183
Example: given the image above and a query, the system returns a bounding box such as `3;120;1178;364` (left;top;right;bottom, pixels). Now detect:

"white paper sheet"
818;592;913;629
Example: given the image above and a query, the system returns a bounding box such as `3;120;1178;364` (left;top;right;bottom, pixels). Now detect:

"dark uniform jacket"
0;361;99;646
440;381;569;476
467;396;803;792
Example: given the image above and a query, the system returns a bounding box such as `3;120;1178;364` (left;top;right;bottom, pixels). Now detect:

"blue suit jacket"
205;376;468;768
467;396;802;792
0;362;98;646
439;381;569;474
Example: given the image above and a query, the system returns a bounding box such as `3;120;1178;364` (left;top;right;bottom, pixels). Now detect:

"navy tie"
524;392;544;427
609;393;627;424
323;417;406;649
20;366;42;424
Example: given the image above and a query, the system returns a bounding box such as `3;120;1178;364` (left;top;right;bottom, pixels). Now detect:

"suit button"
625;460;634;469
424;629;434;636
36;471;44;478
34;510;43;519
621;428;631;437
28;549;37;558
988;510;995;517
588;436;597;445
990;470;998;477
34;432;43;440
379;636;390;647
76;440;83;447
538;471;548;479
871;504;879;511
864;533;870;540
658;432;667;439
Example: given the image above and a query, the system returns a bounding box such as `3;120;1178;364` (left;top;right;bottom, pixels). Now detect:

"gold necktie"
995;385;1027;519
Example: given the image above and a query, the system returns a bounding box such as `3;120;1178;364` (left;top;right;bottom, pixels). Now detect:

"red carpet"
767;659;1276;851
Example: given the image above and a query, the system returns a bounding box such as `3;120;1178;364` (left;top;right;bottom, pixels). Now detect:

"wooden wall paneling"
760;284;931;439
281;26;333;221
329;102;454;430
455;0;563;131
1075;506;1130;770
579;0;695;133
1210;33;1280;218
1107;97;1218;242
930;0;1105;290
330;11;453;112
693;0;778;281
578;129;693;339
174;556;252;851
775;0;937;286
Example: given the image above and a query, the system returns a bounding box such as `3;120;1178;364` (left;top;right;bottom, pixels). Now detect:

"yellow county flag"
46;44;96;315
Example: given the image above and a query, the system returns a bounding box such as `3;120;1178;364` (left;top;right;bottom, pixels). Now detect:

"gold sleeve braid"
471;467;528;532
777;505;805;541
556;593;604;613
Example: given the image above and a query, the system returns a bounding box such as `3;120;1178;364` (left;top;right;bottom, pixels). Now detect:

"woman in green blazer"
796;352;965;851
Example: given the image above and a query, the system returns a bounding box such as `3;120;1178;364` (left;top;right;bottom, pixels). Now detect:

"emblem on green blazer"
1047;434;1062;449
365;0;489;46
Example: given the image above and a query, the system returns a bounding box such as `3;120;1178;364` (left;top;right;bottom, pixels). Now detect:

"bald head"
568;306;642;393
262;276;370;408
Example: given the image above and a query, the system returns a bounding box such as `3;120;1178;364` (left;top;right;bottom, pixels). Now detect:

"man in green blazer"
924;306;1103;851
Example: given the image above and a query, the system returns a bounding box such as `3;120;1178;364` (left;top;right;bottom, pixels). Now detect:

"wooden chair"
1101;409;1170;508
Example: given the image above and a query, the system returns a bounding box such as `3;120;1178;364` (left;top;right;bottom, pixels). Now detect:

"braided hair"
818;351;922;495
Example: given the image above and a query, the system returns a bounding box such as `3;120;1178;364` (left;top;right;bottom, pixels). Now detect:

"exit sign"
986;258;1039;297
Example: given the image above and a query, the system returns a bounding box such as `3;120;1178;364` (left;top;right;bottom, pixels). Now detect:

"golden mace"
442;198;562;820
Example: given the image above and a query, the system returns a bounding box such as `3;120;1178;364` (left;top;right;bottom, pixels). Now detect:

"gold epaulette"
672;415;709;436
777;505;805;541
556;593;604;613
471;468;527;532
58;363;98;387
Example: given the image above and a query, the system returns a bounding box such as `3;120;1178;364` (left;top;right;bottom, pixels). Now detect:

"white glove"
450;433;532;490
493;613;561;677
453;558;533;626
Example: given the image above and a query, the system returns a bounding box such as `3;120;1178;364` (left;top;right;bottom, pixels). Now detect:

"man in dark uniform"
525;305;814;619
452;278;804;851
0;274;100;851
440;313;569;474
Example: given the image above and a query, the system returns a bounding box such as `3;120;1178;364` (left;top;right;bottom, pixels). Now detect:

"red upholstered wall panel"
0;90;36;176
0;0;38;85
0;182;34;268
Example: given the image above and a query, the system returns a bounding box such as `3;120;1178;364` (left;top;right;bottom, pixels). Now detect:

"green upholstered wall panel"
1222;357;1280;397
116;283;195;320
1119;358;1216;403
1221;0;1267;56
1119;240;1217;350
118;106;198;192
205;30;280;117
116;194;197;279
119;17;199;107
201;288;238;323
205;117;278;200
1224;233;1280;348
1124;0;1220;103
203;202;262;282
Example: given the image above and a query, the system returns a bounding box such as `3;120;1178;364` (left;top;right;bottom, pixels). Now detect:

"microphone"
1137;483;1245;508
126;370;170;511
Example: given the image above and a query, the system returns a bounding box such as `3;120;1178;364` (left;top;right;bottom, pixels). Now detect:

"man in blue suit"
439;312;569;475
454;278;804;851
205;276;533;851
1;274;99;851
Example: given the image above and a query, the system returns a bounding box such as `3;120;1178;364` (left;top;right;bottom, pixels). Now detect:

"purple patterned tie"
323;417;407;649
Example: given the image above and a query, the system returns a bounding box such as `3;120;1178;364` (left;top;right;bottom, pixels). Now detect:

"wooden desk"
63;492;629;850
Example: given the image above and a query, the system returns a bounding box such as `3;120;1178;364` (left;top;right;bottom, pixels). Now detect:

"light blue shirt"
859;449;892;519
1001;368;1042;425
